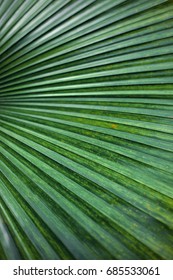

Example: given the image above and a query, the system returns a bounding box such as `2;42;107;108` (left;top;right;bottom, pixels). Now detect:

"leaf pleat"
0;0;173;260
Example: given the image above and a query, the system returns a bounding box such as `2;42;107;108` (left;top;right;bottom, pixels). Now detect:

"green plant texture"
0;0;173;260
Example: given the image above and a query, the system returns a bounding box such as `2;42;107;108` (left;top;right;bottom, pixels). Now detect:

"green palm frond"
0;0;173;260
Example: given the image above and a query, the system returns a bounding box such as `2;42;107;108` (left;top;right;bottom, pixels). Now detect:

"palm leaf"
0;0;173;260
